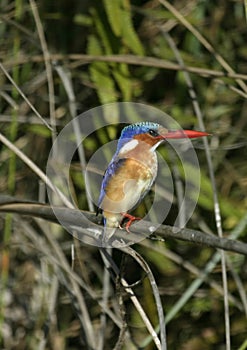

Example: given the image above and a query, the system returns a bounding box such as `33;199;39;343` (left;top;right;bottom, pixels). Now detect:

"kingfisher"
97;122;208;241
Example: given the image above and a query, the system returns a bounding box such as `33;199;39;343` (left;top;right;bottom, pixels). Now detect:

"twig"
98;249;112;350
0;133;73;209
226;257;247;317
29;0;57;138
0;197;247;256
120;247;167;350
0;62;52;130
100;249;162;349
158;0;247;95
141;240;243;310
15;217;99;348
164;213;247;323
163;29;231;349
4;54;247;82
55;65;94;212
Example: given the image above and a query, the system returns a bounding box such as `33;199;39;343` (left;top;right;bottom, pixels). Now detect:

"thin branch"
226;257;247;317
4;54;247;82
0;62;52;130
0;197;247;256
120;246;167;350
55;65;94;212
98;249;112;350
23;219;97;349
140;240;243;311
29;0;57;137
158;0;247;94
0;133;73;209
100;249;162;349
161;213;247;324
163;30;231;349
113;280;128;350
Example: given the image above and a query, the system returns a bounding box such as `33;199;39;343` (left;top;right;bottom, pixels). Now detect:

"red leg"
121;213;141;233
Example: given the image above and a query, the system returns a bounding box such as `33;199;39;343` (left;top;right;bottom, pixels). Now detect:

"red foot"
120;213;141;233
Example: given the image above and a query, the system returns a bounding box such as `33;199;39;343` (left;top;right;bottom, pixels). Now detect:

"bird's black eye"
148;129;159;137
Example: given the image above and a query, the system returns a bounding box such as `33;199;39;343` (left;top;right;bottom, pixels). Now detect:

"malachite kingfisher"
97;122;209;241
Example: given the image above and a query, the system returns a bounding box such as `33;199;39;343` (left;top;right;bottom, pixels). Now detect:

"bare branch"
0;196;246;256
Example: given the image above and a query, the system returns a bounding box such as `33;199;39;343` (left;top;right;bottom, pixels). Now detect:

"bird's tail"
102;225;117;244
101;216;119;245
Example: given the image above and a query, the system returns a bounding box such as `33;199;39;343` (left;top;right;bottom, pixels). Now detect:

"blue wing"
97;155;126;209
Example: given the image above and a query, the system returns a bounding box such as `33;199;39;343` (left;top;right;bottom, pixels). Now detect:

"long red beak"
164;129;209;139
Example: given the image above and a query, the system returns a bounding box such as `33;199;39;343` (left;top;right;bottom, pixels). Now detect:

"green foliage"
86;0;144;104
27;125;52;138
88;34;117;104
103;0;122;37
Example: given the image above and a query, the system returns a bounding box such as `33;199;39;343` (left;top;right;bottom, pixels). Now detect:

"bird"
97;121;209;242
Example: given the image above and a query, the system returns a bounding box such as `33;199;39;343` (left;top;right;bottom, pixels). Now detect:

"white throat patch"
150;140;163;152
119;139;139;155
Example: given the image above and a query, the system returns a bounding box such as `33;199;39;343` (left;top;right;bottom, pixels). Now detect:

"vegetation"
0;0;247;349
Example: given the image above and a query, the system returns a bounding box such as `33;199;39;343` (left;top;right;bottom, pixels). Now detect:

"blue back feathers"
117;122;160;152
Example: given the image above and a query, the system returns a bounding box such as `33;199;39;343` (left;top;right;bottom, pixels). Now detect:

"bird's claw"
121;213;141;233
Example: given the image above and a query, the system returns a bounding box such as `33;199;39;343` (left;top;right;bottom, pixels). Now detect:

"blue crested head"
117;122;160;151
120;122;160;138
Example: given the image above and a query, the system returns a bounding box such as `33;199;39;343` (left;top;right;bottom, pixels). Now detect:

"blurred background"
0;1;247;349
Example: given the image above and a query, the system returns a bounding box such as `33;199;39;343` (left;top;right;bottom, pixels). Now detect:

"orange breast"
101;154;157;216
105;158;153;202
